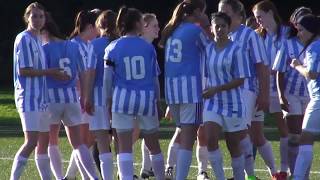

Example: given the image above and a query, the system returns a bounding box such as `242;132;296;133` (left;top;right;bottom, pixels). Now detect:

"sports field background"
1;88;320;180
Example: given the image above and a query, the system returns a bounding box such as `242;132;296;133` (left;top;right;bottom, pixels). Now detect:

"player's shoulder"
14;30;32;45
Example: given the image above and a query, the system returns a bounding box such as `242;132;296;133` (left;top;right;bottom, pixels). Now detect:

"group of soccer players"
11;0;320;180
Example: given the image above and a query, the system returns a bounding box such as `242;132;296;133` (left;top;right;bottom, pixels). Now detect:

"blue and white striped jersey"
71;36;97;70
104;36;160;116
229;24;267;93
273;37;308;97
262;26;288;96
165;22;210;104
44;40;85;103
92;36;112;106
13;30;47;112
304;40;320;100
204;41;251;118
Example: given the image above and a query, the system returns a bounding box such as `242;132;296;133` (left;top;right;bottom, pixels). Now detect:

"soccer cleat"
272;172;288;180
197;171;210;180
165;167;174;180
62;177;76;180
278;172;288;180
140;168;155;179
246;175;258;180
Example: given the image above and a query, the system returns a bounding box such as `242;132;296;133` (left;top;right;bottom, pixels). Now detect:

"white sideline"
1;157;320;174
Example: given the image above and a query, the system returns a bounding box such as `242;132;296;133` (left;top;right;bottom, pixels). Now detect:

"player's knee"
140;128;158;135
288;133;300;146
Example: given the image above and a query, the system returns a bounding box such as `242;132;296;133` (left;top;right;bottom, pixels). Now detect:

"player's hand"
290;58;301;68
202;87;218;99
47;68;70;81
256;93;269;112
279;96;289;112
84;97;95;115
80;96;85;113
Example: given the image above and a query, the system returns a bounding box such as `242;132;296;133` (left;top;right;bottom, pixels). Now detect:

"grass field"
1;88;320;180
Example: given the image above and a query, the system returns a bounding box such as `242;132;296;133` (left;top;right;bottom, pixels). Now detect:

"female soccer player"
10;2;69;180
139;12;160;179
203;12;251;180
89;9;120;180
159;0;210;179
104;6;164;180
38;12;98;180
218;0;275;178
64;9;101;179
289;14;320;180
252;1;290;178
272;7;312;176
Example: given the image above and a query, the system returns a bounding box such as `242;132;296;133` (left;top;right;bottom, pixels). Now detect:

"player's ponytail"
116;6;142;36
159;0;205;48
43;12;65;40
96;10;119;41
297;14;320;57
70;9;101;38
287;7;312;39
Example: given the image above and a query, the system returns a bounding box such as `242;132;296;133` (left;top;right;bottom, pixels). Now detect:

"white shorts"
19;111;48;132
284;94;309;116
80;112;90;124
112;112;159;131
88;106;111;130
269;96;282;113
169;103;202;126
46;103;82;131
302;100;320;134
203;111;247;132
242;89;264;124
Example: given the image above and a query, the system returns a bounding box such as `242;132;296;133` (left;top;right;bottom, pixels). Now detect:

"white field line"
1;157;320;174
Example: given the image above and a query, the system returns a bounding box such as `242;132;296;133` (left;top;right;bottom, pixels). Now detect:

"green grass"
1;88;320;179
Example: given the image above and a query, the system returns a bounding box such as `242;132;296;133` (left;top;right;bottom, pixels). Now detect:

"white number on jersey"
123;56;146;80
59;58;72;77
167;38;182;62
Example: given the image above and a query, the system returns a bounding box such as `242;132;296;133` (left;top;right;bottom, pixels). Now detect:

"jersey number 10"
123;56;146;80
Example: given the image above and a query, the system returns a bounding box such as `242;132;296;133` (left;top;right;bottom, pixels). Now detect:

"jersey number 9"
123;56;146;80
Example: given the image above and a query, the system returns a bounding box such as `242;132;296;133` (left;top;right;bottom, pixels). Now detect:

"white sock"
257;141;277;175
65;150;78;178
231;155;245;180
10;155;28;180
196;145;208;173
280;137;289;172
117;153;134;180
176;149;192;180
166;142;179;168
288;145;299;174
141;139;152;171
48;145;63;179
208;149;225;180
99;152;113;180
75;155;90;180
35;153;51;180
150;153;165;179
75;144;98;179
239;135;255;176
293;145;313;180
